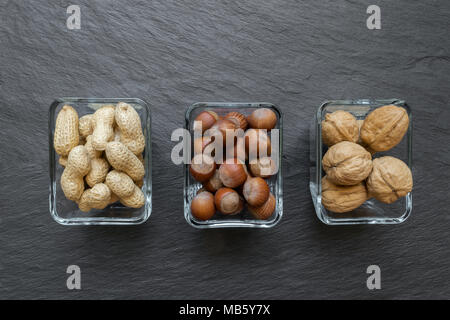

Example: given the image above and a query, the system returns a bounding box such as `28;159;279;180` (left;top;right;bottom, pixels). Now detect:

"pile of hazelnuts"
189;108;279;221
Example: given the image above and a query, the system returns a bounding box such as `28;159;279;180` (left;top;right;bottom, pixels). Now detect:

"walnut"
366;156;413;204
360;105;409;152
321;110;359;146
357;119;376;155
322;141;372;185
321;176;368;213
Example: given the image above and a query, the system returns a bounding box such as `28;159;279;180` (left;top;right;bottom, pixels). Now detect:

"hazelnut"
248;193;276;220
215;188;244;215
193;111;219;132
218;161;247;188
189;154;216;183
191;191;216;220
225;112;248;130
243;177;270;207
249;156;277;178
366;156;413;204
193;136;213;154
247;108;277;130
321;110;359;146
321;176;368;213
360;105;409;152
322;141;372;185
245;129;271;160
206;119;238;145
203;169;223;193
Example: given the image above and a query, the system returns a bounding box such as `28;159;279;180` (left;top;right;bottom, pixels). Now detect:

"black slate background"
1;0;450;300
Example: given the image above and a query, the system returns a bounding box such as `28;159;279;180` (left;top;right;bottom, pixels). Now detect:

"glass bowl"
184;102;283;228
49;98;152;225
310;99;412;225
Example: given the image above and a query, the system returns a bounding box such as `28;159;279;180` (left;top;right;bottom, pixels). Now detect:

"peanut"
92;105;115;151
109;192;120;204
54;105;79;156
78;183;111;212
58;156;67;167
105;141;145;181
61;145;91;201
85;157;110;187
105;170;135;198
114;126;121;142
120;185;145;208
79;114;93;139
105;170;145;208
85;135;102;159
137;152;144;166
114;102;145;155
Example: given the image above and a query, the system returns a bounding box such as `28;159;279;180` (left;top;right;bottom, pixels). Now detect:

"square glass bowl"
310;99;412;225
184;102;283;228
49;98;152;225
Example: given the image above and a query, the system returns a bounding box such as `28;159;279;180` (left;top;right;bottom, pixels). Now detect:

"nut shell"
225;112;248;130
360;105;409;152
193;111;219;132
119;185;145;208
215;188;244;215
218;162;247;188
61;145;91;201
247;108;277;130
85;157;110;187
92;105;115;151
191;191;216;220
193;136;213;154
321;176;368;213
249;156;277;178
54;105;79;157
366;156;413;204
78;183;111;212
248;193;276;220
206;119;239;147
85;135;102;159
105;141;145;181
105;170;135;198
78;114;93;139
243;177;270;207
321;110;359;146
322;141;372;185
115;102;145;155
203;169;223;193
189;154;216;183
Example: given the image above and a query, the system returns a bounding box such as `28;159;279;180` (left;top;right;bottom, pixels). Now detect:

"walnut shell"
321;110;359;146
322;141;372;185
360;105;409;152
357;119;376;155
366;156;413;204
321;176;368;213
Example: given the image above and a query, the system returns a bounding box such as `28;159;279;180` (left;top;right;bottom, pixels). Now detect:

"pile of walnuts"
54;103;146;212
321;105;413;213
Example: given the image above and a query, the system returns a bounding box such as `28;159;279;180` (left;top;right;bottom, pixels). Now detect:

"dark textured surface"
1;0;450;300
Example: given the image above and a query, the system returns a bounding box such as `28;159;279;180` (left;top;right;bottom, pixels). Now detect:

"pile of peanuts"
54;103;146;212
189;108;279;221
